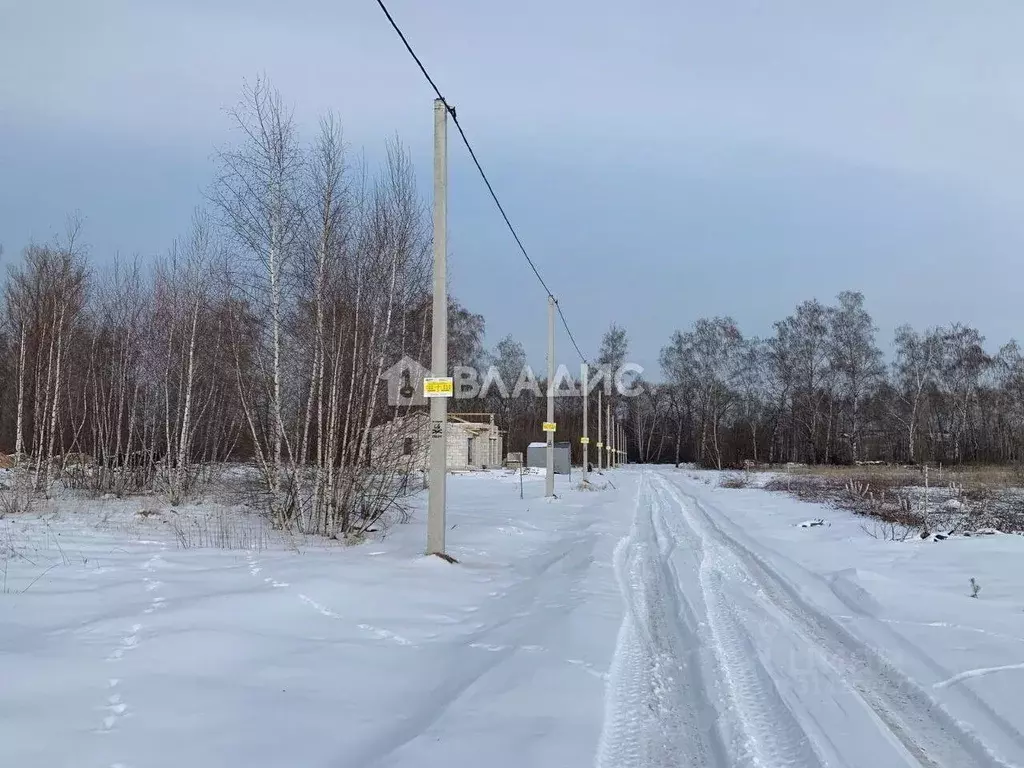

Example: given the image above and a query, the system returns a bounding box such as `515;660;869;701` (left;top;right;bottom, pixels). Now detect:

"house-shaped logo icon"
380;355;431;406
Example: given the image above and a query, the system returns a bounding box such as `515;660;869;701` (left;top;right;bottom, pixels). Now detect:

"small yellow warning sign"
542;422;557;432
423;377;454;397
580;436;590;444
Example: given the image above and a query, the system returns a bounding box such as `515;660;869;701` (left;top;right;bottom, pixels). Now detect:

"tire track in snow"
657;472;1022;768
648;475;822;768
696;548;825;768
596;473;724;768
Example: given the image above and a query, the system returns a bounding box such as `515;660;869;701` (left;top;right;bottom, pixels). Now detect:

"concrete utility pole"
608;415;613;468
597;388;603;471
606;400;612;469
427;99;449;556
582;365;589;482
546;295;555;497
606;415;614;468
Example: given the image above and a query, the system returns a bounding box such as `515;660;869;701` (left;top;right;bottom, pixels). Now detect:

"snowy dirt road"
5;466;1024;768
597;469;1024;768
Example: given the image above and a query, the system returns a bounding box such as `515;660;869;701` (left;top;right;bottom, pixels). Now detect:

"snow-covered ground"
4;466;1024;767
603;470;1024;767
1;470;632;768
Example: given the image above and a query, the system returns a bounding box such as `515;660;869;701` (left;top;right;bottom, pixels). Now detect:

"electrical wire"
373;0;591;366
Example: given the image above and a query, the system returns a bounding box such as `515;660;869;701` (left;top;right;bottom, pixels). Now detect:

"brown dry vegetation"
762;464;1024;535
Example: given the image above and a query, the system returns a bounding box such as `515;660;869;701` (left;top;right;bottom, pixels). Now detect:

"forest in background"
3;78;1023;538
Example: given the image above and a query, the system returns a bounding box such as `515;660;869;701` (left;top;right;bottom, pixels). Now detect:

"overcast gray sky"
2;1;1022;374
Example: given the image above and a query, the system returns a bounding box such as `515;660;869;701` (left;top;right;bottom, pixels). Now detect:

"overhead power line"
373;0;590;366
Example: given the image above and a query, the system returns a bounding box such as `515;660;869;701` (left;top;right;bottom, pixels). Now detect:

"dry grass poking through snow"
162;508;274;551
760;464;1024;536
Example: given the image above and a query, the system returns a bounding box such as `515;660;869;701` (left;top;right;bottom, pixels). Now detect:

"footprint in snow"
97;695;129;732
470;642;508;652
299;594;341;619
107;624;142;660
143;597;166;614
358;624;414;646
566;658;608;680
246;554;262;575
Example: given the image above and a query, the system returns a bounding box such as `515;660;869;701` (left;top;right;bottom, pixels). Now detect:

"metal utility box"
526;441;571;474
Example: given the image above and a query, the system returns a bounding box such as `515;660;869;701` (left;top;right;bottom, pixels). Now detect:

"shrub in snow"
0;471;37;517
798;519;829;528
720;474;750;489
845;480;870;501
970;577;981;599
860;519;916;542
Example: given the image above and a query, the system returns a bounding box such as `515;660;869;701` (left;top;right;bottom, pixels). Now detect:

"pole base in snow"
431;552;459;564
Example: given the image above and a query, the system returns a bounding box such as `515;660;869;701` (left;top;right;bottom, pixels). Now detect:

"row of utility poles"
548;294;627;495
425;99;626;558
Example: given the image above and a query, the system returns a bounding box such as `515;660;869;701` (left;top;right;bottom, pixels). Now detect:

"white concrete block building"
370;412;504;472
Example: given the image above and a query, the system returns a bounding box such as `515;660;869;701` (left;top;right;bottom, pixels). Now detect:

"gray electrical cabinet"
526;441;571;474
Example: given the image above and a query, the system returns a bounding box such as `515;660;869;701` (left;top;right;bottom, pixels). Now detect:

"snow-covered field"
4;466;1024;767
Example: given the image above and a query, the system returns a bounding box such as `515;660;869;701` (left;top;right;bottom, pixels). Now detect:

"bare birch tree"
211;76;303;522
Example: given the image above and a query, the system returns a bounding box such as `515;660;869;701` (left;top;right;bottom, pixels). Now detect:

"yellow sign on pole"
542;422;557;432
596;441;603;448
580;436;590;444
423;377;454;398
